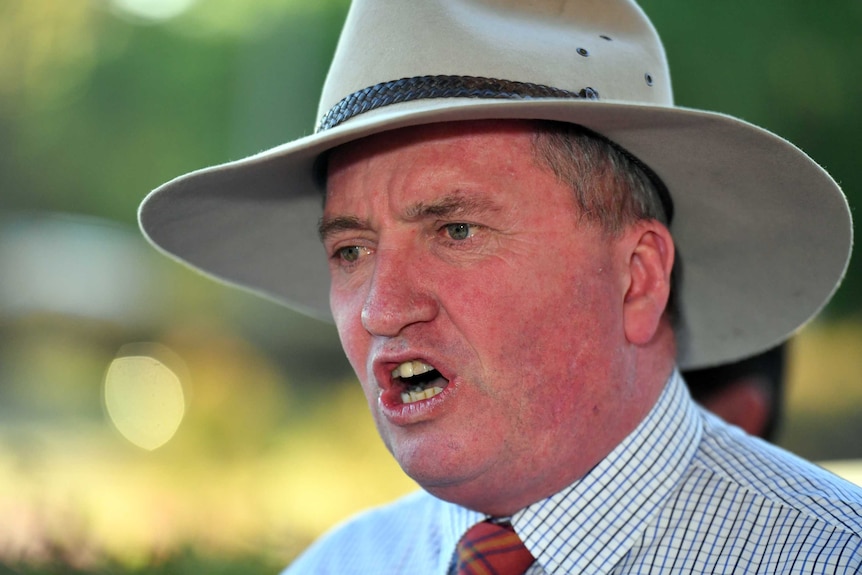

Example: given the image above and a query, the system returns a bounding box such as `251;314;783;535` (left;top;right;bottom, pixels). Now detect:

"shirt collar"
511;369;702;574
440;500;485;570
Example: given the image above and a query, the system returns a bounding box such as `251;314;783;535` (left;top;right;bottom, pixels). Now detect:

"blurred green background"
0;1;860;573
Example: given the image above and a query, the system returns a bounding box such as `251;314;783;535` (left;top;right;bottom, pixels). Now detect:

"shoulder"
694;410;862;525
676;410;862;570
281;490;449;574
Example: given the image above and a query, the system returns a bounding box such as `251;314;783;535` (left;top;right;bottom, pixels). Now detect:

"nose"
360;246;439;336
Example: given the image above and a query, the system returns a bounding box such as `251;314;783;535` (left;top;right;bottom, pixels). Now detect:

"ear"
697;377;772;438
620;221;675;346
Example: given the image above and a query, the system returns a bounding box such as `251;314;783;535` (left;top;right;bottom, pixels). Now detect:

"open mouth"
391;360;449;404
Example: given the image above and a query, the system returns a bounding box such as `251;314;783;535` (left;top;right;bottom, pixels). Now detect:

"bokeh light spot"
109;0;198;22
104;344;187;450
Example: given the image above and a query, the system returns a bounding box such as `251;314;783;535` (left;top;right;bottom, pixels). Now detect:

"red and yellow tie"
454;520;535;575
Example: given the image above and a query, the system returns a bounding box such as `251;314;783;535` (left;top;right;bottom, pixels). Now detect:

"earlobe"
622;222;675;346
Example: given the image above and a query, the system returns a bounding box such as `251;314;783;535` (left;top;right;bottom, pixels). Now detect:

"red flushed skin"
322;120;675;516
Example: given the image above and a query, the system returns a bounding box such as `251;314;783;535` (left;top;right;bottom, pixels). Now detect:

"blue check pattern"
284;371;862;574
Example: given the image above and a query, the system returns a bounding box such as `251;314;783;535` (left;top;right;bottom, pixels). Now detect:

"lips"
390;359;449;404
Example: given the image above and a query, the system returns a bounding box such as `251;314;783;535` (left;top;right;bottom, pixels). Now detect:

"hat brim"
139;97;852;369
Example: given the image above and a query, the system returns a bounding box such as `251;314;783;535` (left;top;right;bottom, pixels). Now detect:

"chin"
393;443;482;490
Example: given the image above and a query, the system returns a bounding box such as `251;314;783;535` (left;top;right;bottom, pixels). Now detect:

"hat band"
317;75;599;132
316;74;672;223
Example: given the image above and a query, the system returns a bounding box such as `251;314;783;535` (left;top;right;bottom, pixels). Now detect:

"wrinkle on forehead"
403;191;504;221
320;120;547;245
318;191;506;242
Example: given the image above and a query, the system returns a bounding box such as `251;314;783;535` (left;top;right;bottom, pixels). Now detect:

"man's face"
322;120;634;513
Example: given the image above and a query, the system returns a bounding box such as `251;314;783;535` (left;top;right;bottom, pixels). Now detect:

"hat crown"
317;0;673;127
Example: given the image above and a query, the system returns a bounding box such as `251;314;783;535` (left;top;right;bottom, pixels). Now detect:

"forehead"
324;119;541;194
320;119;593;244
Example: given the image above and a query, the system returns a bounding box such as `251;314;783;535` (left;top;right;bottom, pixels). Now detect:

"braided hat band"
317;75;599;132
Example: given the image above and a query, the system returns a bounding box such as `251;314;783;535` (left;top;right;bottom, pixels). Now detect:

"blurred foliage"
0;0;348;225
0;0;860;573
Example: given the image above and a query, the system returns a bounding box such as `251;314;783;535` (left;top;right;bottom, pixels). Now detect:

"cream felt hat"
138;0;852;370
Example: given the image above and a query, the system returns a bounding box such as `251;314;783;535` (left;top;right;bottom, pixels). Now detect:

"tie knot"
454;520;535;575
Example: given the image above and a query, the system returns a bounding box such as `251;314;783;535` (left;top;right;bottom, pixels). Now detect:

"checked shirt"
284;371;862;574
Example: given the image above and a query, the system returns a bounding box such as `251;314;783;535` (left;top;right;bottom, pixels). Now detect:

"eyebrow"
318;215;367;242
404;192;502;220
318;192;502;242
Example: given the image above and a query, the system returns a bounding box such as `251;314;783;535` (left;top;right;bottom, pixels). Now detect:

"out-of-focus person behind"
684;344;786;441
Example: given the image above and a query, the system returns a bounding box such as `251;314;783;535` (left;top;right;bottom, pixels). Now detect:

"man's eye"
337;246;364;262
445;223;473;241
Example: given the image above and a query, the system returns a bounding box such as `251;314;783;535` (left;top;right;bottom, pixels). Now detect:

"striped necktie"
453;519;535;575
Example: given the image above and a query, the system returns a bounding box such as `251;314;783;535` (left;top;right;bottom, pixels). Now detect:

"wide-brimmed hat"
139;0;852;369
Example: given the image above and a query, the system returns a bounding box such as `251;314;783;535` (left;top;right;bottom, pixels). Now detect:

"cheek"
335;322;381;416
331;288;371;378
489;268;619;380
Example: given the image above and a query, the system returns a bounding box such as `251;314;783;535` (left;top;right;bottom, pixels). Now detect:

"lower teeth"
401;386;444;404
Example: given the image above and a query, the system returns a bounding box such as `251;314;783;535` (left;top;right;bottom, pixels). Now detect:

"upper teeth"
392;360;434;379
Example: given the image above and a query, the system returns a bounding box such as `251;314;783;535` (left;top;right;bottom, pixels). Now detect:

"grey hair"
531;120;670;235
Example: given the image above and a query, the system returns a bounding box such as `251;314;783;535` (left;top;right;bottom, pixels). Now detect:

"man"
684;344;786;441
139;0;861;572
